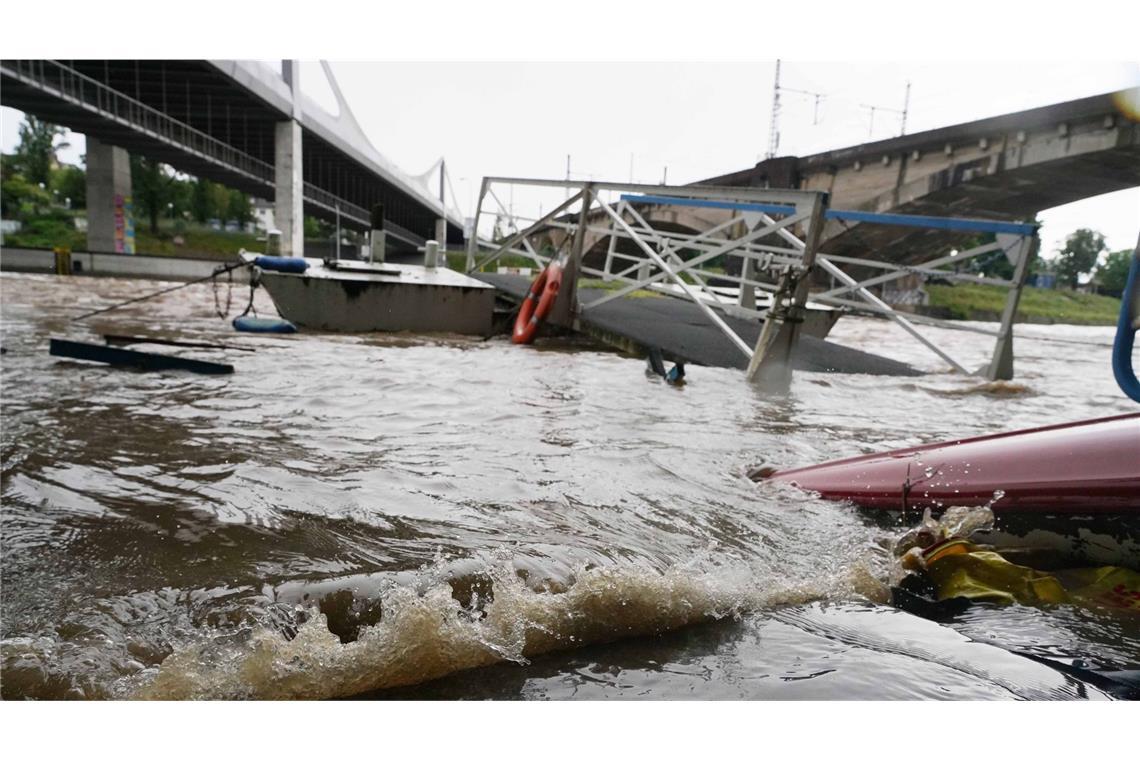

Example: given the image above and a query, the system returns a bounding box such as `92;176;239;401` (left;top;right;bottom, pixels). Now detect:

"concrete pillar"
435;217;448;253
85;136;135;254
274;120;304;257
370;203;386;263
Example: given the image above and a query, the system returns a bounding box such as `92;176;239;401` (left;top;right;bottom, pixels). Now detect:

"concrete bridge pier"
275;120;303;258
435;218;448;254
275;60;304;257
85;136;135;254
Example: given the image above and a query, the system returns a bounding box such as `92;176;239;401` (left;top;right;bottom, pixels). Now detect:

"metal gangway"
465;177;1038;390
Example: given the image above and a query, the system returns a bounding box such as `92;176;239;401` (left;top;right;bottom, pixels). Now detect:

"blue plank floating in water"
232;316;298;334
49;338;234;374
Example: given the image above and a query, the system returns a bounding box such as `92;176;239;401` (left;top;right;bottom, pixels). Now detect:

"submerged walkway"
476;273;921;377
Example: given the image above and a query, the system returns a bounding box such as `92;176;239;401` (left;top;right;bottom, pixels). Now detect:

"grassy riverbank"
924;283;1121;325
3;219;264;262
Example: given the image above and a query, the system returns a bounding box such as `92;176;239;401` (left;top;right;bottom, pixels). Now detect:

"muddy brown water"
1;272;1137;700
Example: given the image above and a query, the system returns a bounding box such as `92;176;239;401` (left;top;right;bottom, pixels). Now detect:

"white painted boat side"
246;255;496;335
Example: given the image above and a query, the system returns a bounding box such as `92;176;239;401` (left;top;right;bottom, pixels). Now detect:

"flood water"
1;271;1137;700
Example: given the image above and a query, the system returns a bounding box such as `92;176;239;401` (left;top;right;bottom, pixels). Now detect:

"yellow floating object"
918;539;1140;611
925;549;1070;606
1061;566;1140;611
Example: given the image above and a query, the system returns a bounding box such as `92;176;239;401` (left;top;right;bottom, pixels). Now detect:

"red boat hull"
768;413;1140;515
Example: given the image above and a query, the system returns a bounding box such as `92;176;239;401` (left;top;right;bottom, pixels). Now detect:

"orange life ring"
512;262;563;344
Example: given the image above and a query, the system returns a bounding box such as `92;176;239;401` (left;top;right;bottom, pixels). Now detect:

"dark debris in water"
317;589;384;645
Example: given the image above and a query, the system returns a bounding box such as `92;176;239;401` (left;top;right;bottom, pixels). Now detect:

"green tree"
2;171;52;217
51;164;86;209
303;215;322;238
209;183;230;221
226;189;252;225
168;177;193;219
190;178;215;223
130;156;178;234
1053;228;1106;289
1097;248;1136;297
14;116;68;187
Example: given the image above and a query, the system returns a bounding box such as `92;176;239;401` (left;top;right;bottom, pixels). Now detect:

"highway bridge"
1;59;465;255
700;88;1140;263
555;88;1137;269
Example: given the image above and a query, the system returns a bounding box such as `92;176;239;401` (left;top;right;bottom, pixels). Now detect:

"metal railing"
2;59;276;186
466;178;829;387
2;59;401;240
301;182;427;248
466;176;1039;383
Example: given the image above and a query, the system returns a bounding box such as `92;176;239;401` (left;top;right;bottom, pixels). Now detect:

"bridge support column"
275;120;304;257
85;136;135;254
370;203;386;263
435;218;448;254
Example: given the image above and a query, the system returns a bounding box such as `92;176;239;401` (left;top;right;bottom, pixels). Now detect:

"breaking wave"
126;554;887;700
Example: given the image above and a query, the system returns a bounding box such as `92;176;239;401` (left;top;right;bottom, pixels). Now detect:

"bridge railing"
2;60;277;187
4;59;409;247
597;194;1039;380
467;176;1039;383
300;181;426;249
466;177;830;388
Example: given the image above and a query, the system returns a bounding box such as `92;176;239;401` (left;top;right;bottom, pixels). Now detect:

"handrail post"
746;192;828;391
549;183;594;328
983;234;1038;380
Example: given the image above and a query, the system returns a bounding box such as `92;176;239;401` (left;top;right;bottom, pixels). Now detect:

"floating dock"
477;272;921;377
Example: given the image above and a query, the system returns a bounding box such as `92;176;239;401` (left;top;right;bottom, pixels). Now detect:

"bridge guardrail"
3;59;420;242
466;177;1039;384
2;60;277;186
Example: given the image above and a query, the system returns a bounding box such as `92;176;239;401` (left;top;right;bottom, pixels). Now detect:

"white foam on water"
129;555;888;700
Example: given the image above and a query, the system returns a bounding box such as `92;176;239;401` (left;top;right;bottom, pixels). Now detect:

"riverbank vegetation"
925;283;1121;325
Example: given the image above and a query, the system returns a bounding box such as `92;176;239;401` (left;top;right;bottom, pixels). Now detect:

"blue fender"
253;256;309;274
1112;249;1140;403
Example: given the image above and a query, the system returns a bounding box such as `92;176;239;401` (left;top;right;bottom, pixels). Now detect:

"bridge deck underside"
0;76;273;198
821;144;1140;262
1;60;463;246
476;273;921;376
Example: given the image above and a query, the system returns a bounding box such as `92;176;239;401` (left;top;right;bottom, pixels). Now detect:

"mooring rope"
70;260;253;323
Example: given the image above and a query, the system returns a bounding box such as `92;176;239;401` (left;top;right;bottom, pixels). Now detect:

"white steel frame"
465;177;1038;384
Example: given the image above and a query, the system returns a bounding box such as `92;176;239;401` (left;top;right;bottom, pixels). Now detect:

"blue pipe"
1113;251;1140;404
619;194;1039;236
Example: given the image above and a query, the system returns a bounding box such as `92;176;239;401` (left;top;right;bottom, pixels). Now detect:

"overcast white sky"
2;54;1137;260
322;60;1140;257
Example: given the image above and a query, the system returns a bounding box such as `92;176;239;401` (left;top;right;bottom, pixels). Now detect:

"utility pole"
861;81;912;139
900;80;911;136
780;86;826;125
766;60;781;159
765;61;826;158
